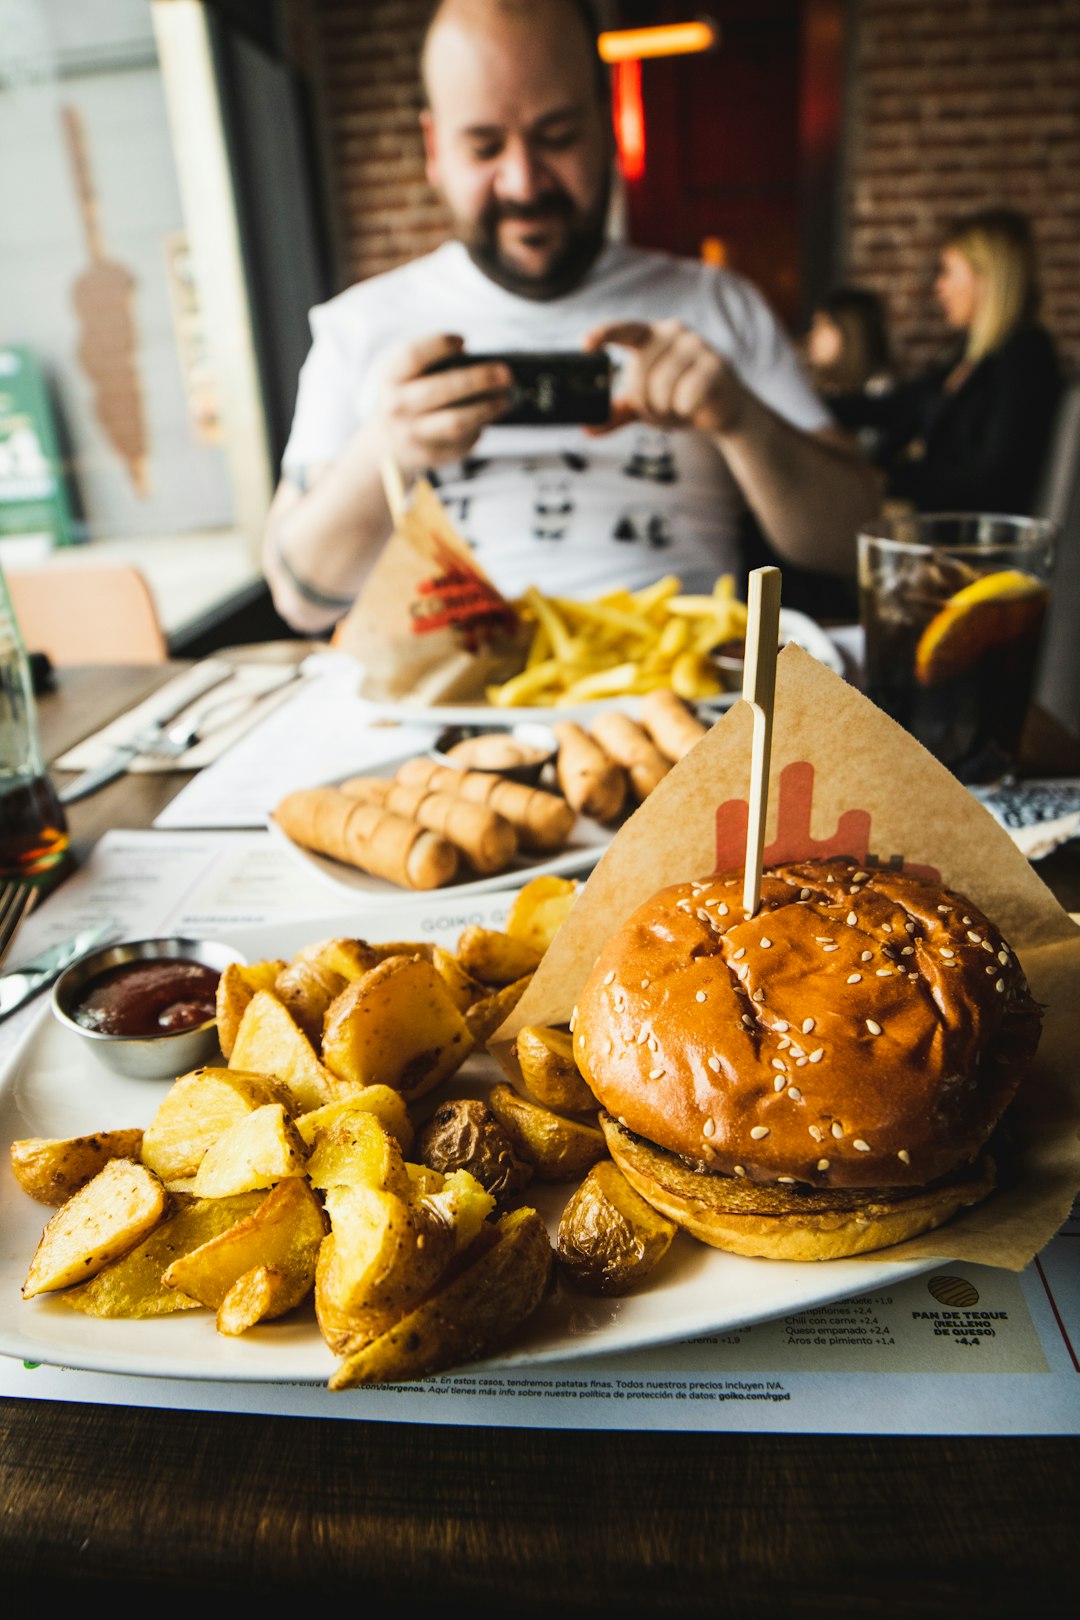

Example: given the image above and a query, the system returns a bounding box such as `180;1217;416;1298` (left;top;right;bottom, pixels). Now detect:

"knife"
58;664;235;805
0;923;118;1021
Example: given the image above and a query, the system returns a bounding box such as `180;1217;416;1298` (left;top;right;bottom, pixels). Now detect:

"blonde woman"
831;206;1062;513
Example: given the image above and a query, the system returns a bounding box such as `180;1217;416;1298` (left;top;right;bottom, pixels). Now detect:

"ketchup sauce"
73;958;221;1037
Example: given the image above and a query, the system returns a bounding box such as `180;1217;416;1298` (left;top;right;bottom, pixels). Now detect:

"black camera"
425;349;612;426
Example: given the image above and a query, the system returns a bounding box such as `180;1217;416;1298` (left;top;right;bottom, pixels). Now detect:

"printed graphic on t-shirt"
622;429;678;484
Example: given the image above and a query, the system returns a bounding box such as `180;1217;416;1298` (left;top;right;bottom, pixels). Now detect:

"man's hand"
375;334;514;473
583;320;747;437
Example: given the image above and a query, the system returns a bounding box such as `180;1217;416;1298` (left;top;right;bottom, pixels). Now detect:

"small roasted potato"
22;1158;169;1298
415;1097;532;1198
514;1025;596;1114
328;1205;553;1389
62;1192;266;1317
320;955;473;1102
557;1160;678;1296
228;991;338;1112
504;874;579;953
162;1176;327;1320
140;1067;294;1182
216;959;288;1060
487;1083;607;1182
272;958;347;1046
10;1129;145;1206
455;925;542;986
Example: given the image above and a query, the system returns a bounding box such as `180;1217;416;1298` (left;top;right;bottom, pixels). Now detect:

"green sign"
0;345;79;546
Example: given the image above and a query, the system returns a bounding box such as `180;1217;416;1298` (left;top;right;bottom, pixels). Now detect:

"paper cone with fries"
331;478;531;703
491;642;1080;1270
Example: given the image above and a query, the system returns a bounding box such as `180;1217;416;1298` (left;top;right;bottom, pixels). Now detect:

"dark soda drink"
861;555;1049;785
0;773;69;877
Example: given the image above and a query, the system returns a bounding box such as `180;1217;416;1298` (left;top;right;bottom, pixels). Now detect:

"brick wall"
313;0;448;283
309;0;1080;374
845;0;1080;375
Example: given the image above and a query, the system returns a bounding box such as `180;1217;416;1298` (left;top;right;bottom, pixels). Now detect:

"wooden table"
3;661;1079;1611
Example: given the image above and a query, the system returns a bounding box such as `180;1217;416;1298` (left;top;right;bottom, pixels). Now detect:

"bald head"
419;0;614;299
422;0;608;109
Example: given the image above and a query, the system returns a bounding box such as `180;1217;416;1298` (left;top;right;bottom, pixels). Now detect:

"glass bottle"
0;561;69;878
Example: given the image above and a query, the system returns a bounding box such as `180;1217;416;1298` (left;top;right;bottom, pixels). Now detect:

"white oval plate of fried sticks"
266;755;615;904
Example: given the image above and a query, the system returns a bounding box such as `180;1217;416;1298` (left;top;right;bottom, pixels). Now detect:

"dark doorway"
612;0;846;334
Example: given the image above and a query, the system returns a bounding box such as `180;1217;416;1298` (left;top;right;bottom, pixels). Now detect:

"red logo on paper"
714;760;941;881
410;535;519;651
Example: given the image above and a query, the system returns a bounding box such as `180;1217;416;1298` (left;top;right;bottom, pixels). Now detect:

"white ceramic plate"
358;610;844;725
0;900;932;1385
266;754;613;902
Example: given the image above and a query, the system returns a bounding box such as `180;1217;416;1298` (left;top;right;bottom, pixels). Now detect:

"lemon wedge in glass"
914;569;1049;685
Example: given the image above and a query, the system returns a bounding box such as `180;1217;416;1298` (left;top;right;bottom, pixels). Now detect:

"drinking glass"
0;564;68;879
857;512;1059;785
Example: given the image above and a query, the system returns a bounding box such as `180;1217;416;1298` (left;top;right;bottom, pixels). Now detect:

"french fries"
486;573;748;708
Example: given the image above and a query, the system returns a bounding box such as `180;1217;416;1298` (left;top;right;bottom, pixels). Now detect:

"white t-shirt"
281;241;831;600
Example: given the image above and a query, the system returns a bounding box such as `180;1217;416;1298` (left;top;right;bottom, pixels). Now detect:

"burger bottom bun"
599;1113;997;1262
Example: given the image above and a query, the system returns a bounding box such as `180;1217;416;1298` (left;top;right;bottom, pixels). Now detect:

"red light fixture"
612;57;646;181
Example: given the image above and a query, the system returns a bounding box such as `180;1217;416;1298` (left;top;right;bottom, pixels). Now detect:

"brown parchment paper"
330;479;530;702
491;643;1080;1269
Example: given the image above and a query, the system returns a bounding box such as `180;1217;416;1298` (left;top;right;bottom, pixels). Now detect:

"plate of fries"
359;573;843;721
1;891;928;1388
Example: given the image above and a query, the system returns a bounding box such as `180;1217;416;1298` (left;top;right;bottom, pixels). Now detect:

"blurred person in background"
829;206;1063;514
805;285;895;400
262;0;878;634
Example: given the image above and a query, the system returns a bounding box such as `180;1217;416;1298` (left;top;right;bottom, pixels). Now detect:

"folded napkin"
56;658;308;774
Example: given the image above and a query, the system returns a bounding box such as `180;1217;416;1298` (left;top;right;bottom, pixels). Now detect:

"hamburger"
571;856;1042;1261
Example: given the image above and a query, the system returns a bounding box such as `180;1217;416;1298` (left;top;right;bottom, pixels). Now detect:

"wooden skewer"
741;565;782;919
380;456;407;526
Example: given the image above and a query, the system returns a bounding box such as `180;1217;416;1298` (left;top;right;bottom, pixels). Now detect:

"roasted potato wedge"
487;1083;607;1181
61;1192;266;1317
190;1103;310;1197
140;1067;293;1182
10;1129;145;1206
319;1181;457;1321
295;1086;414;1155
320;955;473;1101
504;874;579;953
327;1206;553;1389
217;1265;306;1336
304;1108;410;1195
514;1024;596;1114
228;990;338;1112
455;925;543;986
294;936;381;980
162;1176;327;1318
556;1159;678;1296
22;1158;169;1298
431;944;486;1012
465;972;533;1048
215;959;288;1060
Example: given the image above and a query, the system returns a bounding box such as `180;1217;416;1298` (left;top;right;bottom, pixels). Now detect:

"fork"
0;878;37;965
140;673;301;762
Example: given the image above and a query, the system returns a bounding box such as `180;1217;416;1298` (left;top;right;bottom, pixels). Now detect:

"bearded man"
263;0;878;632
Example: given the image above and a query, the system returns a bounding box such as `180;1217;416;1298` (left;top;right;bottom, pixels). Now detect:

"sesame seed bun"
573;857;1042;1260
